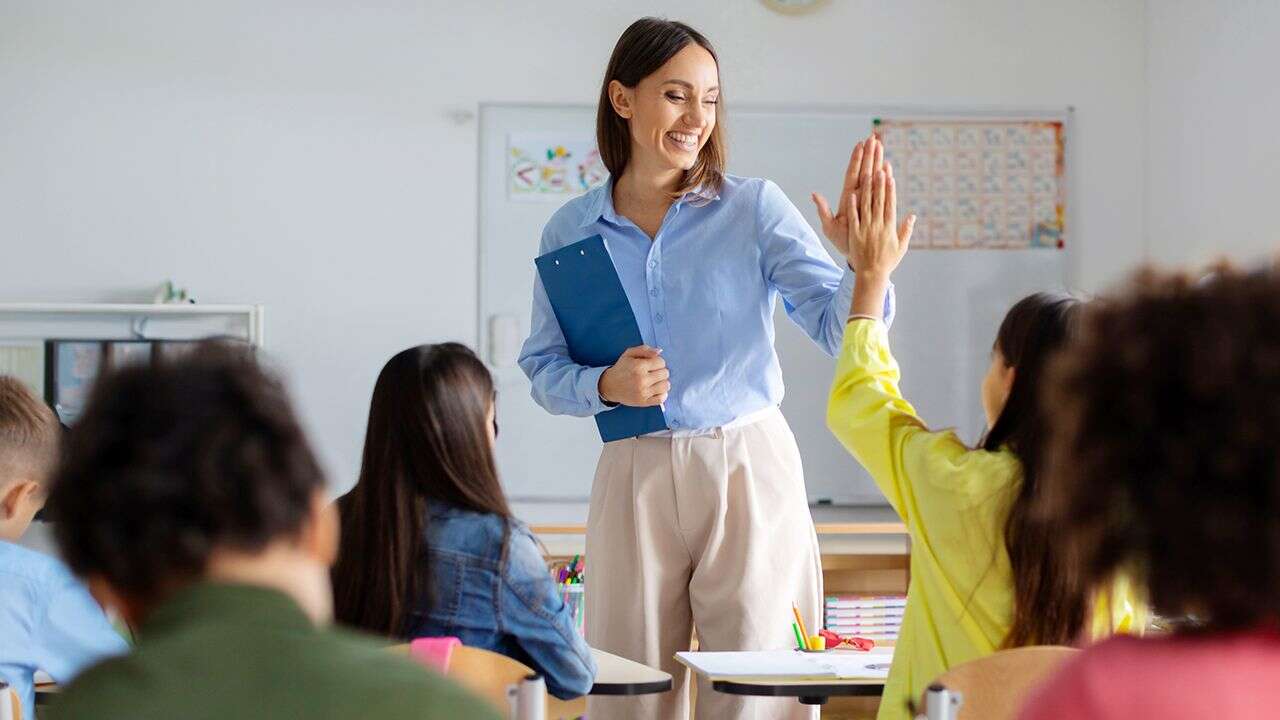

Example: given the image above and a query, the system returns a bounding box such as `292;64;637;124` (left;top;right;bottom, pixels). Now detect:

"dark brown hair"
1043;266;1280;632
597;17;725;197
0;375;60;484
47;342;324;602
982;293;1089;647
332;343;511;637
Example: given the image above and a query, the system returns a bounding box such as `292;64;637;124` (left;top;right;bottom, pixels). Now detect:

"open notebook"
676;647;895;681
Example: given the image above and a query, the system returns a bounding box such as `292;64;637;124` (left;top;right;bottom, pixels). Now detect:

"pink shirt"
1019;630;1280;720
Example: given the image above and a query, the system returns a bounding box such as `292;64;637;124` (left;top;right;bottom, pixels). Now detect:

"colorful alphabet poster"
507;134;608;201
875;119;1066;250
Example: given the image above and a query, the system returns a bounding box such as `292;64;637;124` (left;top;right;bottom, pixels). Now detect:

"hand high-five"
599;345;670;407
812;133;884;260
848;159;915;280
845;139;916;319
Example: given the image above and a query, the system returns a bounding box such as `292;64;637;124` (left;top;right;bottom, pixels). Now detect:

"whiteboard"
478;104;1070;504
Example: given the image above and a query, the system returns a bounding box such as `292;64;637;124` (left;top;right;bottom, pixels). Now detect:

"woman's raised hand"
812;133;883;260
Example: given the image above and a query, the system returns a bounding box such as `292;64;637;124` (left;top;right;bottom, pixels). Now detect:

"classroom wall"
0;0;1147;494
1146;0;1280;269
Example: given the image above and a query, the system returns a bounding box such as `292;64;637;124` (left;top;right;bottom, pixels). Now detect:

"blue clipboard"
535;235;668;442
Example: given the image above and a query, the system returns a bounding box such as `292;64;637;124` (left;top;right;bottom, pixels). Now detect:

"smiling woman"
517;17;895;720
594;21;725;239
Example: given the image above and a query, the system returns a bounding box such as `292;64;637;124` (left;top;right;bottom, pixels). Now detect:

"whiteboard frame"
475;102;1075;505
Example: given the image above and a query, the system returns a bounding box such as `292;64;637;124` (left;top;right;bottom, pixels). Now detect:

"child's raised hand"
848;160;915;282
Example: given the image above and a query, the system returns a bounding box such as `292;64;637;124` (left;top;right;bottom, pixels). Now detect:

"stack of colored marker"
555;554;584;585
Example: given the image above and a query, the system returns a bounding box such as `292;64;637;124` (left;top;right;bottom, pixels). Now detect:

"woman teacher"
518;17;893;720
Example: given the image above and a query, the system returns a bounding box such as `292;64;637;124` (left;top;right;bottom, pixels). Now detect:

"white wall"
0;0;1147;494
1146;0;1280;268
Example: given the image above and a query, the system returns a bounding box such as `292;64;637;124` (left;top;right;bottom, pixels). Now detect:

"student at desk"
0;377;126;720
43;344;497;720
1020;268;1280;720
824;154;1142;720
332;343;595;700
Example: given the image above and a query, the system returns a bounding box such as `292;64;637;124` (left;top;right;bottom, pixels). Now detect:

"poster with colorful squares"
874;119;1065;250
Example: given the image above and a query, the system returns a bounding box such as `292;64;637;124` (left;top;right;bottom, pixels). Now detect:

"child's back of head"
1044;266;1280;629
47;340;329;612
333;342;510;637
1019;266;1280;720
0;376;60;539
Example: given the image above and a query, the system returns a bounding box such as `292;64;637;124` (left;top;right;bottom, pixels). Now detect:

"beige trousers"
585;408;823;720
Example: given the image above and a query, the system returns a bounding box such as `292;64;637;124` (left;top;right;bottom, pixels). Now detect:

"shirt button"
650;288;658;297
649;261;657;269
655;313;664;322
671;420;680;427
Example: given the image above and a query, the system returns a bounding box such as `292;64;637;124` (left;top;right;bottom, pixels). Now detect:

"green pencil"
791;622;804;650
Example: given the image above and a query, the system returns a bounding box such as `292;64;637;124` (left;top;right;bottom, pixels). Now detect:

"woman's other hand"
599;345;670;407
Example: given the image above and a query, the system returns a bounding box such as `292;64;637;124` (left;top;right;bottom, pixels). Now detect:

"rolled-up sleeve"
517;227;611;417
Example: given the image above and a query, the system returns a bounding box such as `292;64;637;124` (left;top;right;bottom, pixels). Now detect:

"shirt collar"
578;176;722;230
140;581;315;639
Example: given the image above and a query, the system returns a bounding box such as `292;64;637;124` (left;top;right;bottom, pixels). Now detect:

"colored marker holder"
560;583;586;638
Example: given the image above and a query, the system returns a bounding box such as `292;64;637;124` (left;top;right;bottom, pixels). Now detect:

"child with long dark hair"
824;151;1143;720
332;343;595;699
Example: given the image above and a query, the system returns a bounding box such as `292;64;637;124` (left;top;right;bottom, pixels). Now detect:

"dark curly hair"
1041;266;1280;631
47;341;326;601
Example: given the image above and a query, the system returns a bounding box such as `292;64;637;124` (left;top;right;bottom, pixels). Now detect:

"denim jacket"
407;502;596;699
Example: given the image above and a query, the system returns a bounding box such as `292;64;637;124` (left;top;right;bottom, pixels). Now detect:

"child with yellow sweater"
824;137;1142;720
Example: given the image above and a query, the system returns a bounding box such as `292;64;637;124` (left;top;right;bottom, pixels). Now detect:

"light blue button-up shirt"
0;540;128;720
519;174;895;432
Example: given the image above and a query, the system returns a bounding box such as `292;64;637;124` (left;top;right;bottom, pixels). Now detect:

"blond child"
0;376;126;719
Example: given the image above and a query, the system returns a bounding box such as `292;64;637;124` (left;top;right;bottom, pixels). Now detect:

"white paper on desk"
821;650;894;679
677;648;894;680
677;651;835;679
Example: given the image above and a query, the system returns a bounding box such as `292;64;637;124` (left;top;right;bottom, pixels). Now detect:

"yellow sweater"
826;320;1142;720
